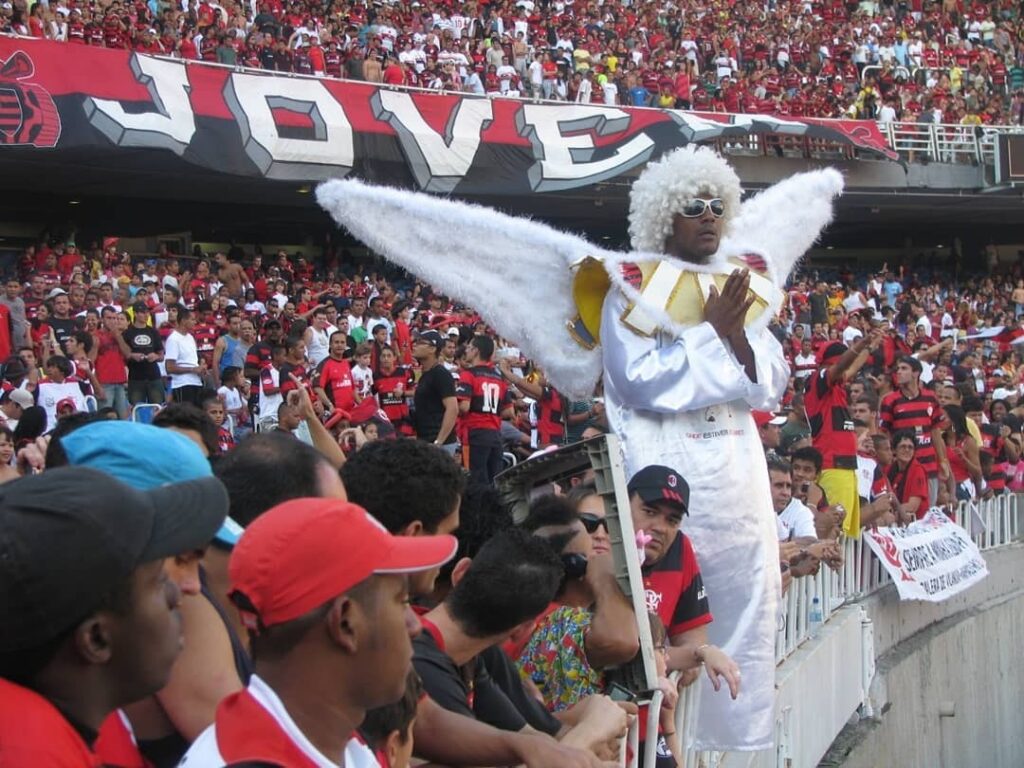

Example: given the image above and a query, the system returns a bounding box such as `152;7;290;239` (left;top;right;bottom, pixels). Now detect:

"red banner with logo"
0;36;897;194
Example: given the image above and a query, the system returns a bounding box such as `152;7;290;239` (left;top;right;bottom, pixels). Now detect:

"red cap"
56;397;78;414
229;499;457;631
752;410;786;429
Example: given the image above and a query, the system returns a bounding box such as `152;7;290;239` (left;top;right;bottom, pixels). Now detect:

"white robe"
602;288;788;751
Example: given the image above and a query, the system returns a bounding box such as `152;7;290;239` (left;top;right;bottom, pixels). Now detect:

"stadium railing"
655;492;1021;768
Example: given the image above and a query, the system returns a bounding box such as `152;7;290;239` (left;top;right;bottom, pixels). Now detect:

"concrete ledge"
822;542;1024;767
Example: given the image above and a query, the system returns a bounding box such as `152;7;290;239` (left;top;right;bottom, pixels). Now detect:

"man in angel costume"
317;146;843;751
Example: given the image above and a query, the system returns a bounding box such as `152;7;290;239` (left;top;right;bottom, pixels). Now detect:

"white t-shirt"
217;384;244;414
352;363;374;400
259;366;283;420
37;378;88;431
306;326;331;366
776;498;816;540
793;352;817;380
164;330;203;389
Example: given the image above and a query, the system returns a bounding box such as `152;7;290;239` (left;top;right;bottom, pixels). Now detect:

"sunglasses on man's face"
680;198;725;218
579;513;609;534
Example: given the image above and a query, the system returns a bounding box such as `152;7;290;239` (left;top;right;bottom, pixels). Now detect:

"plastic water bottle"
808;596;823;638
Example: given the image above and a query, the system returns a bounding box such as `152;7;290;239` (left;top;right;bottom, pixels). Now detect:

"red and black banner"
0;37;897;194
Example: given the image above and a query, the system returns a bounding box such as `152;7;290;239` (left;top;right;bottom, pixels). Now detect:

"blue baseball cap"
61;421;241;547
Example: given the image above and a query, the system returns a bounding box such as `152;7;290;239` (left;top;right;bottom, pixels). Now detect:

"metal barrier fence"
650;493;1022;768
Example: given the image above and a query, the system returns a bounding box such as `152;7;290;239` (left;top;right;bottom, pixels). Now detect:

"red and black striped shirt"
804;369;857;470
456;364;509;433
880;389;944;478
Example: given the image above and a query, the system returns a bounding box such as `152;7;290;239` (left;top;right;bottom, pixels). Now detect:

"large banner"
0;37;896;193
864;509;989;602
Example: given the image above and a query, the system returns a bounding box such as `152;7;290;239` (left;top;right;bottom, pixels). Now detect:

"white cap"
47;287;68;299
993;388;1015;401
8;389;34;409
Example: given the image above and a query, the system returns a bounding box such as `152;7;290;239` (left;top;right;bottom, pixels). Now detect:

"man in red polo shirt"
180;498;458;767
0;466;227;766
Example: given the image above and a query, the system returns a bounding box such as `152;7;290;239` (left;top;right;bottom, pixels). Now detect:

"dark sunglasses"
579;513;609;534
680;198;725;218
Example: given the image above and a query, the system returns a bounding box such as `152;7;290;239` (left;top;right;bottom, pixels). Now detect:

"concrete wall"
826;543;1024;768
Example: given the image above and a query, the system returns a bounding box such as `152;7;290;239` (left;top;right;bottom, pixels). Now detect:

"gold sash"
567;256;781;349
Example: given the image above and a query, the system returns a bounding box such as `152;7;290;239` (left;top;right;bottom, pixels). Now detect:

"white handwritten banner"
864;508;989;602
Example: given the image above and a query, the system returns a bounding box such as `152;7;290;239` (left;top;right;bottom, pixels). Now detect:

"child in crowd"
217;365;250;439
352;342;375;403
201;388;235;454
360;670;421;768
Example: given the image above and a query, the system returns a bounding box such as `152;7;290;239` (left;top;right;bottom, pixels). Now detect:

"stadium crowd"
5;0;1024;123
0;230;1022;767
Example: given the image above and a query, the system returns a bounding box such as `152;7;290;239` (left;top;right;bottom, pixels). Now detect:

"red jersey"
456;363;510;432
217;425;236;454
535;385;564;447
315;356;356;411
887;459;929;517
192;323;219;367
95;330;128;385
374;367;414;434
804;369;857;470
880;389;944;478
0;678;102;767
641;532;712;637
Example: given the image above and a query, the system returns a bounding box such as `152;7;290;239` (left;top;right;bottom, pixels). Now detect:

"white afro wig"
628;145;742;255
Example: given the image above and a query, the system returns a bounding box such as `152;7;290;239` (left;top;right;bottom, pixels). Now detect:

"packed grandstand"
4;0;1024;123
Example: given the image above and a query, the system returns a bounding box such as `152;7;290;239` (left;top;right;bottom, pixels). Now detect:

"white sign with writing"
864;509;989;602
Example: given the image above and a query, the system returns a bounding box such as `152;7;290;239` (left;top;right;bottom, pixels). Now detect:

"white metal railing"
645;492;1021;768
878;120;1024;165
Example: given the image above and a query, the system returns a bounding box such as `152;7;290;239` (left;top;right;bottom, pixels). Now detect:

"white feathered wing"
317;179;609;397
723;167;845;284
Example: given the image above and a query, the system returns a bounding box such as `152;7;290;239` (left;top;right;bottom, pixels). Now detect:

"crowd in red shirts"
770;256;1024;539
6;0;1024;122
0;239;579;471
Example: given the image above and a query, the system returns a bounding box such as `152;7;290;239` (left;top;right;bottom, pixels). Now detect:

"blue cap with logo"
60;420;242;546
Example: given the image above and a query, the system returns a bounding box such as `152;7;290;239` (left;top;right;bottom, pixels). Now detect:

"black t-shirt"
479;646;561;736
413;621;527;732
808;292;829;324
414;364;456;444
49;317;76;350
122;326;164;380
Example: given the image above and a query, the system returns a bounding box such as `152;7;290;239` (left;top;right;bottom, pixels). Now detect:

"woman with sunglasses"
567;481;611;556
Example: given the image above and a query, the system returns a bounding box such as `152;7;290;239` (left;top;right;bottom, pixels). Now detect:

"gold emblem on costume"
567;255;781;348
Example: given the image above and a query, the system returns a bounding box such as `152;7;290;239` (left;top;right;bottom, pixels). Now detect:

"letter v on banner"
516;104;655;193
371;91;493;193
224;72;354;181
82;54;195;155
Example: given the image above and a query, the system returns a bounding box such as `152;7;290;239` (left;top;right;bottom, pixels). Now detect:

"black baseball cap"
0;466;229;652
131;301;150;314
414;329;445;351
627;465;689;514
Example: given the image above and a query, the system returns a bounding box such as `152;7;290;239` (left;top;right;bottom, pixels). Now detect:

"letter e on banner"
517;104;655;192
83;55;195;154
225;73;353;180
371;91;493;193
